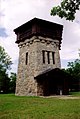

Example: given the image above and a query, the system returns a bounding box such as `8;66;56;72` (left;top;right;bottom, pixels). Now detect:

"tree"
66;59;80;91
0;46;12;71
0;46;12;93
51;0;80;21
0;69;10;93
9;73;16;93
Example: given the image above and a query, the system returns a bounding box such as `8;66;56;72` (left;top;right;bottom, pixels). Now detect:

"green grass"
0;94;80;119
69;91;80;96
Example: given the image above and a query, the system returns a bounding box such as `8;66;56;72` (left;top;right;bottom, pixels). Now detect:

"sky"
0;0;80;73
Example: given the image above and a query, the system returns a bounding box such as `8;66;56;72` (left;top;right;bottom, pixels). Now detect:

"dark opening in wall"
26;52;28;65
42;50;45;64
47;51;50;64
52;52;55;64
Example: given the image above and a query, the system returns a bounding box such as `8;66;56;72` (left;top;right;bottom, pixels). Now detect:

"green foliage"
67;59;80;78
0;70;10;93
0;72;16;93
9;73;16;93
51;0;80;21
0;46;16;93
66;59;80;91
0;46;12;71
0;94;80;119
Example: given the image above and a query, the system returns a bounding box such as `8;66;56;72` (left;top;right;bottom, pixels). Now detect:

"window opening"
52;52;55;64
26;52;28;65
47;51;50;64
42;50;45;63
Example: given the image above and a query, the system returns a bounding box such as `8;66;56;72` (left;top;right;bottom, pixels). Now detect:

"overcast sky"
0;0;80;73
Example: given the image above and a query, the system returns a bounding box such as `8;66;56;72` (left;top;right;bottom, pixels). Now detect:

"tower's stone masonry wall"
15;36;61;96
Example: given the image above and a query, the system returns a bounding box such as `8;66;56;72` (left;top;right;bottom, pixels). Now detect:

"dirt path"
42;95;80;99
58;96;80;99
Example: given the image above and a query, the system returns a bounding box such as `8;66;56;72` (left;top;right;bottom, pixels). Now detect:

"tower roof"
14;18;63;33
14;18;63;49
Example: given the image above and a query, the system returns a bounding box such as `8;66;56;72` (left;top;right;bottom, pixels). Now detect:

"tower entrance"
35;68;69;96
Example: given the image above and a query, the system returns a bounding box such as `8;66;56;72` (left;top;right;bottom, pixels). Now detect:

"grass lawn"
0;94;80;119
69;91;80;96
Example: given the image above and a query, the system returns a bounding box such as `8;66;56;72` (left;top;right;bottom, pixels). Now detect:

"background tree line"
0;46;16;93
63;59;80;91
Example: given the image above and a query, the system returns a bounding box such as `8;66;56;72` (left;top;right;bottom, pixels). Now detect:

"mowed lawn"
0;94;80;119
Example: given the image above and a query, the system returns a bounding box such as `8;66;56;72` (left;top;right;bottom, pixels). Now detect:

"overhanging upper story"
14;18;63;49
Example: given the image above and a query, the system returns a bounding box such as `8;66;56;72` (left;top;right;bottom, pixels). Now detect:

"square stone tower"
14;18;63;96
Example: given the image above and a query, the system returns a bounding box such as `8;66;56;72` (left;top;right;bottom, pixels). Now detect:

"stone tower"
14;18;63;96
